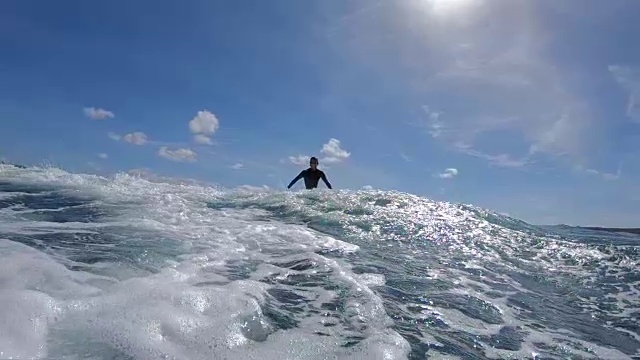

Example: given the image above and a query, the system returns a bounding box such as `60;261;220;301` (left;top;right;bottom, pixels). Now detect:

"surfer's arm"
321;172;332;189
287;171;304;189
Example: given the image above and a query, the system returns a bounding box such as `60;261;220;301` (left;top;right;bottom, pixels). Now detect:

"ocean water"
0;165;638;360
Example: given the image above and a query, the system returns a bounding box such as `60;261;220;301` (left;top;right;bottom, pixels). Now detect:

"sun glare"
429;0;476;17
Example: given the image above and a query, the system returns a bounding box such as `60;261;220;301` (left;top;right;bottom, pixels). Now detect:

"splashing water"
0;165;638;359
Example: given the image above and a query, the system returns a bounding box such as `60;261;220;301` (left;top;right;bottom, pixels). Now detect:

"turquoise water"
0;165;638;359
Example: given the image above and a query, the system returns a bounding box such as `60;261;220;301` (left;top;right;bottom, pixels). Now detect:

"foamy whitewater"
0;165;638;359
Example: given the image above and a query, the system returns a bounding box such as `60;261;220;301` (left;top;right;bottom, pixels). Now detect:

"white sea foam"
0;167;409;359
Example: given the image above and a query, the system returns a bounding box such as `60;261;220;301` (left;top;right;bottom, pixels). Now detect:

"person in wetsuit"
287;157;332;190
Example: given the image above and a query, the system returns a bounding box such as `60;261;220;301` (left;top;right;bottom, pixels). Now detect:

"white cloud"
286;138;351;167
158;147;197;163
321;138;350;161
84;107;114;120
231;163;244;170
123;132;148;145
98;153;108;159
189;110;219;136
107;132;121;141
193;134;213;145
609;65;640;122
438;168;459;179
320;156;342;164
288;155;310;166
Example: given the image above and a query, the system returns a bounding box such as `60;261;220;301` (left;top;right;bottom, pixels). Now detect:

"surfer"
287;157;332;190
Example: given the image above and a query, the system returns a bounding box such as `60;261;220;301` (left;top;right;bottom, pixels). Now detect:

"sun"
428;0;476;17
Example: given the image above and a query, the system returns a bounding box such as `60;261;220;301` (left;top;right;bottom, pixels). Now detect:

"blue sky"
1;0;640;227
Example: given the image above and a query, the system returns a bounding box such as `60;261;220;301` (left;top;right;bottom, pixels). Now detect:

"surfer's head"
310;157;318;169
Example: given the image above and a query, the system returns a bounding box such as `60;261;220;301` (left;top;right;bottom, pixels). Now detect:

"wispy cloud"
123;132;148;145
231;163;244;170
108;131;148;145
127;168;153;177
609;65;640;122
107;132;121;141
575;163;622;181
454;142;529;168
325;1;385;37
189;110;220;145
423;106;530;168
422;62;592;167
404;1;600;169
97;153;108;159
400;152;412;162
438;168;459;179
158;147;197;163
84;107;114;120
422;106;445;139
110;131;172;147
87;161;101;171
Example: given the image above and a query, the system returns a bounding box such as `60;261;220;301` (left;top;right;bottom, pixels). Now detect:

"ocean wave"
0;166;638;359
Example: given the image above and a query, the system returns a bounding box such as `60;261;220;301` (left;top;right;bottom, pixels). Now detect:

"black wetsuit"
287;168;332;189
